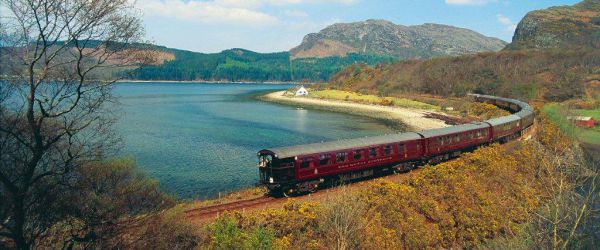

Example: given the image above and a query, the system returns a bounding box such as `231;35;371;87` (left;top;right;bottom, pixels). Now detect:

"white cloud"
215;0;358;8
284;10;309;19
137;0;356;26
137;0;355;52
496;14;517;34
445;0;492;6
138;0;279;26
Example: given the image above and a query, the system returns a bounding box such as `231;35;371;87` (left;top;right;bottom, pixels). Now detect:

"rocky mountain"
507;0;600;50
290;19;507;59
325;1;600;103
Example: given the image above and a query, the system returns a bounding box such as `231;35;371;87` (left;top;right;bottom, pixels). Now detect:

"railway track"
185;196;276;218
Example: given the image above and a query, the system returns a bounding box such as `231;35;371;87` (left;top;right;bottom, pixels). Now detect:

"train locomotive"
258;94;534;197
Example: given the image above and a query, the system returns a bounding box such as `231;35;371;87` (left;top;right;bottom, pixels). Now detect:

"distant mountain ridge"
290;19;508;59
114;20;510;82
507;0;600;50
325;1;600;102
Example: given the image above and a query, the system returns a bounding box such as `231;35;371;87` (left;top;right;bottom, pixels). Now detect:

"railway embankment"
261;90;450;131
188;117;598;249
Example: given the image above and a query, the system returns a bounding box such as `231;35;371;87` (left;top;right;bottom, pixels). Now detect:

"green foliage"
209;216;246;250
542;103;600;144
125;47;394;82
247;227;275;250
208;215;275;250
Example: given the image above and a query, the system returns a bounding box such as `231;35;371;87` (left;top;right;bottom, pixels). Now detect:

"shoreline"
260;91;450;131
117;79;317;85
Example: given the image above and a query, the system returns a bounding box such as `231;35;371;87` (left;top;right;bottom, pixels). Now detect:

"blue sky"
137;0;581;53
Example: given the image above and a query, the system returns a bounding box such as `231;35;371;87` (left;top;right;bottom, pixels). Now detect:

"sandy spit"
261;91;449;131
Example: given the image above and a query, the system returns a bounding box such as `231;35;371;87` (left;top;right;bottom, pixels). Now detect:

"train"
257;94;534;197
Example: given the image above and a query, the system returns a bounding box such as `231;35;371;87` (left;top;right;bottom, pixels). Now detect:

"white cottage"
295;86;308;96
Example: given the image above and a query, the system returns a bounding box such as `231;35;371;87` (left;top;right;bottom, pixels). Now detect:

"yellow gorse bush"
203;117;588;249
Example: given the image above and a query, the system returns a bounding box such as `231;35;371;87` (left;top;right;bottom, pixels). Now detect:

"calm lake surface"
114;82;397;199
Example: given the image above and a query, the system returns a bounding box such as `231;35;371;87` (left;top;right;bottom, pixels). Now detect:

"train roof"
486;114;521;126
417;122;489;138
514;108;534;118
470;94;533;112
261;132;422;159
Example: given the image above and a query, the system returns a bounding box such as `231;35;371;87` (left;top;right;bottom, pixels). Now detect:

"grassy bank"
541;103;600;144
307;89;441;111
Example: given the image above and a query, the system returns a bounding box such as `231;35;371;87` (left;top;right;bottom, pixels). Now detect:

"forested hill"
126;46;395;82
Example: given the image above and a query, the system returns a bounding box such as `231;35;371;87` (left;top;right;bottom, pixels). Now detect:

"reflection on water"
295;109;308;133
114;82;397;199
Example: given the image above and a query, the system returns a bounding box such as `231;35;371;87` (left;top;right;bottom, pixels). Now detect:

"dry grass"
312;89;440;111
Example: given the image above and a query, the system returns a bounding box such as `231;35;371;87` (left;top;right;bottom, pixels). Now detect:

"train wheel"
283;188;295;198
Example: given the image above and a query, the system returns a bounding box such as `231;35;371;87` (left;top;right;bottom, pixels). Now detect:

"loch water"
114;82;398;199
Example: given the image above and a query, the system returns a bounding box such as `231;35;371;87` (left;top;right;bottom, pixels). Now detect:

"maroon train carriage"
258;133;424;197
416;122;492;164
486;114;523;143
259;94;535;197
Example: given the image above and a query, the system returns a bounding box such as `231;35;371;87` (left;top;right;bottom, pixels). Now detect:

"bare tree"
0;0;151;248
319;188;367;250
528;138;599;249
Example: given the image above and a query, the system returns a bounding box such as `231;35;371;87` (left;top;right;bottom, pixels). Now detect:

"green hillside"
126;47;395;82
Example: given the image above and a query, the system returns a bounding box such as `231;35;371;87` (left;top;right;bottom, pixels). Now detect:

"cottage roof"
567;116;593;121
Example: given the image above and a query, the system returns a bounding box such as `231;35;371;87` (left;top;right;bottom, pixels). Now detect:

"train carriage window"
398;144;406;153
336;152;346;163
369;147;378;158
319;154;331;166
353;150;362;160
454;135;460;143
300;158;312;169
384;145;392;156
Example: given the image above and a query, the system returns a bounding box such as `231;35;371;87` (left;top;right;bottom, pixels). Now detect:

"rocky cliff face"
507;0;600;50
290;19;507;59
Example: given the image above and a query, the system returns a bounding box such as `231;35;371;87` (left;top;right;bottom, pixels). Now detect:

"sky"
137;0;582;53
